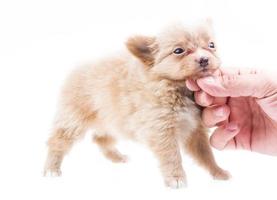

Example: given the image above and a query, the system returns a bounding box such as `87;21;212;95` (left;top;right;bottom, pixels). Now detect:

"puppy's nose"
199;57;209;68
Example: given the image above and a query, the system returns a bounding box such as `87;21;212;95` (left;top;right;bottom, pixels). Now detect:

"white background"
0;0;277;200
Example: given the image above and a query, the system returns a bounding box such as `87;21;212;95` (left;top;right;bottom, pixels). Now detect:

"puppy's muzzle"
198;57;209;68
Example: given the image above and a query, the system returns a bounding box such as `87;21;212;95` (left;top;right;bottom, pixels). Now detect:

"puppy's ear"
126;36;157;66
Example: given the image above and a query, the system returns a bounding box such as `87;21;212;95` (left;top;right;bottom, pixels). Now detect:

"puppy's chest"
159;89;200;132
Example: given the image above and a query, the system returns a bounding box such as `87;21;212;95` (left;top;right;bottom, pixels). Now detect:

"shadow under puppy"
44;21;230;188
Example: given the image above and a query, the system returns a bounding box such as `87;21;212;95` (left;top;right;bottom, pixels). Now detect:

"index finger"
194;90;227;107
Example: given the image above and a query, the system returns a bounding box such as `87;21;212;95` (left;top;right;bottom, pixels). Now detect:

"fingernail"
226;122;238;132
203;76;216;84
215;107;225;117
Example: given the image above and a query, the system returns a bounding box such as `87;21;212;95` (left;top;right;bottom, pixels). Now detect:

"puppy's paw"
105;150;128;163
164;175;187;189
113;154;128;163
43;168;62;177
213;168;231;180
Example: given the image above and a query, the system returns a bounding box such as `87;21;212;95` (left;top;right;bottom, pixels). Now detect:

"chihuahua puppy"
44;21;230;188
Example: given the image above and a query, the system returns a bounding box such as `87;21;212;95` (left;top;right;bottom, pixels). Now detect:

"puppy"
44;22;230;188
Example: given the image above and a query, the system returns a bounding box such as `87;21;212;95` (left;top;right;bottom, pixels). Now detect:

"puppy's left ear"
126;36;157;66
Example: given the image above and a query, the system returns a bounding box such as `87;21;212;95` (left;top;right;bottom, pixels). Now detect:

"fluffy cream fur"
44;22;230;188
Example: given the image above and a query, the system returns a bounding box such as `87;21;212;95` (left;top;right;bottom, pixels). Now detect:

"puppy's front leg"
148;128;186;189
185;125;230;180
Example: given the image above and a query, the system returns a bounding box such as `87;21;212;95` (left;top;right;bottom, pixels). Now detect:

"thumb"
196;71;275;98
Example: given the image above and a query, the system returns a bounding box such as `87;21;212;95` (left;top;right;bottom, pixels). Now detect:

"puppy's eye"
173;48;185;54
208;42;215;49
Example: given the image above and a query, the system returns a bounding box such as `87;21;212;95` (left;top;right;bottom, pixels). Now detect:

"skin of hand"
186;68;277;156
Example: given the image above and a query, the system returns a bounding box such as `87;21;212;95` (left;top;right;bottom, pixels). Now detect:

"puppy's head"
126;22;220;80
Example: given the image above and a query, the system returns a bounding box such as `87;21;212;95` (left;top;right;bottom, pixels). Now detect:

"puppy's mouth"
200;67;213;74
193;66;218;79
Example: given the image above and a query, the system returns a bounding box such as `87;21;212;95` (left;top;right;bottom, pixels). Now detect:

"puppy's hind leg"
44;127;86;176
44;113;92;176
93;134;128;163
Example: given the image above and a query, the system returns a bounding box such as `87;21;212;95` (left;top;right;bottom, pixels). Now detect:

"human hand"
186;68;277;155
